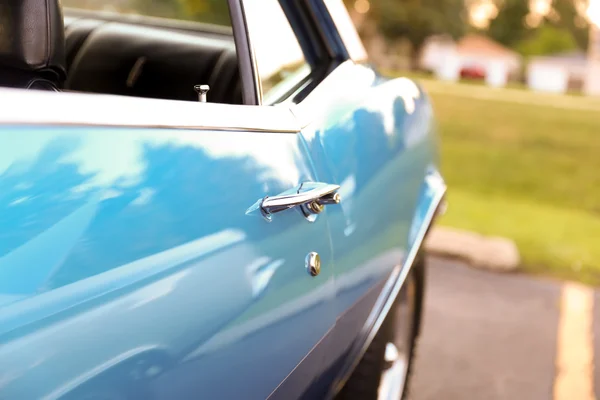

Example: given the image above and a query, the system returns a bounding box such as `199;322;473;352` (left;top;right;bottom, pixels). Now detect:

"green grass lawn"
397;75;600;284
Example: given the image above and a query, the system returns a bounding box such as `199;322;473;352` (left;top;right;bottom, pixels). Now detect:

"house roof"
457;34;520;59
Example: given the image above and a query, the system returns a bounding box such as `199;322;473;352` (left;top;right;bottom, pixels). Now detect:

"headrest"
0;0;66;80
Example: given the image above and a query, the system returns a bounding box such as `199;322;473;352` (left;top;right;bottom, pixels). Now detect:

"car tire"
335;254;426;400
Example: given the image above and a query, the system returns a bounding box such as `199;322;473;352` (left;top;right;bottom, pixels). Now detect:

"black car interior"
0;0;243;104
63;12;243;104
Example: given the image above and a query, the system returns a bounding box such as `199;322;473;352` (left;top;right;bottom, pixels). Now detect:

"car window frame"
66;0;360;111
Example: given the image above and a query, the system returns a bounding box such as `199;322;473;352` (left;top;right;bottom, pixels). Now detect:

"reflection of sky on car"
0;129;303;195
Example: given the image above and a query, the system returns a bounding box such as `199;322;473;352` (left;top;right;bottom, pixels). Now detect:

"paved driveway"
407;257;597;400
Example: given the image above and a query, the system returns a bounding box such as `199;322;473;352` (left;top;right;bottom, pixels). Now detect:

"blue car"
0;0;445;399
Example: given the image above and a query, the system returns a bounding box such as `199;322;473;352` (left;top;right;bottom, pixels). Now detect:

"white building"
420;34;522;87
586;23;600;96
527;51;588;94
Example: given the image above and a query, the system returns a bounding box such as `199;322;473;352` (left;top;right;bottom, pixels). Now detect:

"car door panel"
295;63;440;376
0;126;336;400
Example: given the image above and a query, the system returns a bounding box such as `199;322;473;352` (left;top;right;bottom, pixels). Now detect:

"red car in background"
460;65;486;80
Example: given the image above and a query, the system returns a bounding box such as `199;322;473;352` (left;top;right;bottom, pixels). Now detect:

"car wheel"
336;255;425;400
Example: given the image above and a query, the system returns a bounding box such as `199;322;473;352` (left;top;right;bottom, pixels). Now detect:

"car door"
0;110;338;400
0;7;338;400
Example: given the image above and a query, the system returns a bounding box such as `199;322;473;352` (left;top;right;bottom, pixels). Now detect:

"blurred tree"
177;0;230;25
516;24;579;56
131;0;181;19
548;0;589;50
487;0;531;47
83;0;233;25
368;0;467;62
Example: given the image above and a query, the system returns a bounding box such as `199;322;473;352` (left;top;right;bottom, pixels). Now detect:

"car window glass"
242;0;310;104
62;0;231;26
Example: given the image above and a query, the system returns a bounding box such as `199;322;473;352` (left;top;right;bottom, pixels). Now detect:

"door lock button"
305;252;321;277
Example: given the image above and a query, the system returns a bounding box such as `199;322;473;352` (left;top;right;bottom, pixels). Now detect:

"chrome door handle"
259;182;341;219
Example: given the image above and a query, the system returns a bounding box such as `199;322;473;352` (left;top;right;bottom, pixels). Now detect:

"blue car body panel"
0;62;443;400
0;128;341;399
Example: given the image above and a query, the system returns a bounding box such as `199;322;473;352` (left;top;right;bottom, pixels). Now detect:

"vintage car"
0;0;445;399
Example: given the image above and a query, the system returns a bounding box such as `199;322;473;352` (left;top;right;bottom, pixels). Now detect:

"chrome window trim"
0;60;357;132
0;88;298;132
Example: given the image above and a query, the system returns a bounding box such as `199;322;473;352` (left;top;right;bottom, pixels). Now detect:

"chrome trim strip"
0;88;299;132
329;178;447;398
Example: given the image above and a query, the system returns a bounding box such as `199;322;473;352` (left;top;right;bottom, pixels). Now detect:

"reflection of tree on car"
0;135;280;294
